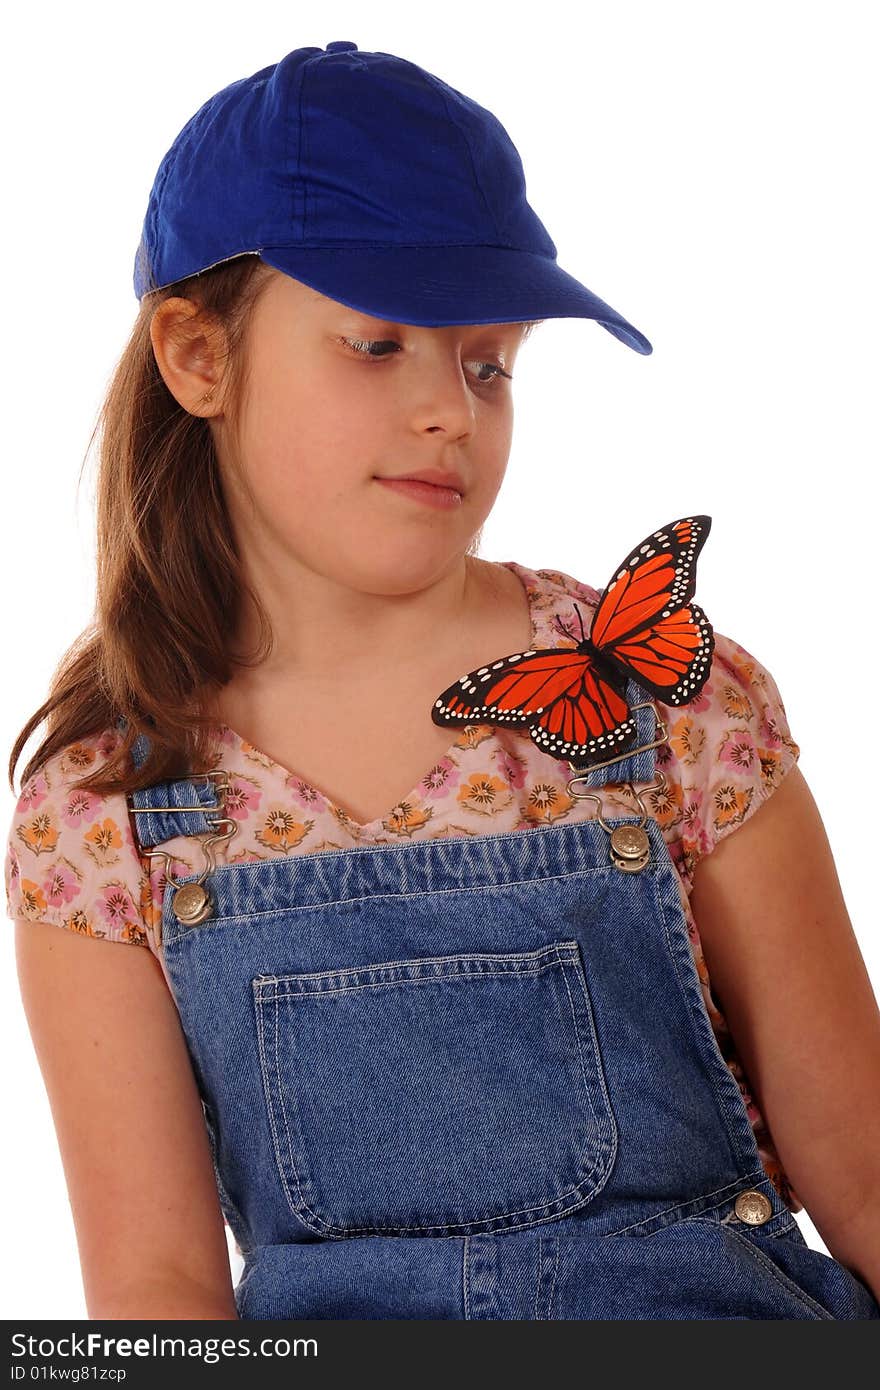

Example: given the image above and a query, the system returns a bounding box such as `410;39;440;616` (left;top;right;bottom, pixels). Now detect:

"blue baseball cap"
133;40;653;355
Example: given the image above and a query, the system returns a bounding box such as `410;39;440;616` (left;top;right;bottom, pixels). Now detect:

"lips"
376;468;465;495
374;474;464;510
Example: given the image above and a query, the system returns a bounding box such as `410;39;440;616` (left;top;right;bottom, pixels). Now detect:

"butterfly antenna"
552;613;577;643
572;602;588;642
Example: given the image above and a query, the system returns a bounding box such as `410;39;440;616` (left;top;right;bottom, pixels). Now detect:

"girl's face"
214;268;528;595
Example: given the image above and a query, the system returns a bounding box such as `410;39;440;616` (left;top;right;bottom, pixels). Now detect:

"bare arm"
689;764;880;1297
15;918;239;1320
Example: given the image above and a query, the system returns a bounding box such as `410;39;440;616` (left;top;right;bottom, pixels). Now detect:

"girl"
6;40;880;1321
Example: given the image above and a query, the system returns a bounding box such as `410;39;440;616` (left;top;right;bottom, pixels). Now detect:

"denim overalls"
126;687;879;1320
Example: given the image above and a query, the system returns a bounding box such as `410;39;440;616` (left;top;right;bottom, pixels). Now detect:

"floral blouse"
5;559;804;1211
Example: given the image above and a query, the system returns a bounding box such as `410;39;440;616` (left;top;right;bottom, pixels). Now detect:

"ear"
148;297;229;417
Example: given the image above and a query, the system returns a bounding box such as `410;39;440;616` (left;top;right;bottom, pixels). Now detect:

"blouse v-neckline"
212;560;544;837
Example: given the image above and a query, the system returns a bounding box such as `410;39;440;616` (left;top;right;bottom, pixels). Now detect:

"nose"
411;352;484;442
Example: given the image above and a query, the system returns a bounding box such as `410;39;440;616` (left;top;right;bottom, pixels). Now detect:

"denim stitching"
260;1083;612;1235
259;942;586;993
554;954;602;1145
162;862;630;939
253;947;621;1237
605;1172;769;1237
555;950;619;1190
652;872;758;1172
268;982;335;1237
768;1219;802;1238
202;1099;252;1258
550;957;617;1194
547;1236;561;1319
534;1235;560;1319
261;945;600;1000
265;945;617;1228
264;984;312;1229
253;984;285;1208
684;1217;834;1320
253;981;326;1238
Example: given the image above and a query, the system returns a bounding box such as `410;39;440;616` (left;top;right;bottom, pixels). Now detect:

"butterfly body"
432;515;716;769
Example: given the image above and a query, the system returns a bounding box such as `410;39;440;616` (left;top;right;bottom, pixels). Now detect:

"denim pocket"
253;939;618;1237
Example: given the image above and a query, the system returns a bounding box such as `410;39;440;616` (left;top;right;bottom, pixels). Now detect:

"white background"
2;1;877;1319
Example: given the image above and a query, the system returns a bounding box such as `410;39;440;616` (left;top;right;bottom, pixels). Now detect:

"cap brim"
256;243;653;354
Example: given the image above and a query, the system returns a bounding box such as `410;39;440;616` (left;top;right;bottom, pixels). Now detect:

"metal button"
609;824;650;873
733;1190;773;1226
172;881;213;925
610;825;650;859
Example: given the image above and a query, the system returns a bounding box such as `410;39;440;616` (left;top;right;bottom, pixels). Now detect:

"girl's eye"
340;337;513;385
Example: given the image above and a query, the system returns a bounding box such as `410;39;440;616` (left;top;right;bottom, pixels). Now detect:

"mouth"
373;475;464;509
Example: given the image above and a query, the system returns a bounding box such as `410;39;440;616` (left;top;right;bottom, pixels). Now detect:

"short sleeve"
654;629;801;889
4;728;157;956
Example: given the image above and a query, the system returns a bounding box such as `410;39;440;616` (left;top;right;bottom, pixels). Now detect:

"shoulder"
507;560;800;882
653;628;800;887
502;560;600;606
4;727;157;955
501;560;600;646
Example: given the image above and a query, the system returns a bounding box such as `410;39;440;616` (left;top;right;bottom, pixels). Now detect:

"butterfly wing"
431;645;636;763
588;515;715;704
524;654;639;763
430;512;715;767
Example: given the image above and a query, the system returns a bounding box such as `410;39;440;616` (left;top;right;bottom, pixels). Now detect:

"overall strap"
566;677;663;789
121;678;665;855
562;679;665;877
123;725;228;851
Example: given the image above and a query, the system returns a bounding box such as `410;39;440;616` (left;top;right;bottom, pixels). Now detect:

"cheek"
239;390;365;510
469;418;513;502
244;450;352;527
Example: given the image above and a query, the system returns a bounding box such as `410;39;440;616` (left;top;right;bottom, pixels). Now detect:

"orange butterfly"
431;515;715;768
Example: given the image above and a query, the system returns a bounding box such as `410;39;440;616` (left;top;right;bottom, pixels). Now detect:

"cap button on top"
326;41;358;52
733;1190;774;1226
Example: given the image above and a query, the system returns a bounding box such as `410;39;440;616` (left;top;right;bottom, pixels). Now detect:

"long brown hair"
7;254;542;800
8;253;279;799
